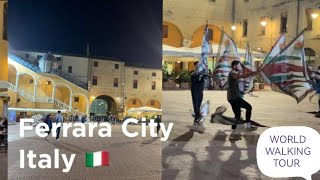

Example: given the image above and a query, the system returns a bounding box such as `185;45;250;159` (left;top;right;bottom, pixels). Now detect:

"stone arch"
190;24;222;47
163;21;184;47
126;98;143;109
17;72;37;94
146;99;161;109
37;76;56;97
54;83;72;105
90;95;117;115
8;63;17;85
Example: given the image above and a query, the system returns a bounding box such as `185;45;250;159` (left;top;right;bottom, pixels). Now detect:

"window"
25;54;30;59
208;29;213;40
306;9;313;31
92;76;98;85
68;66;72;73
242;19;248;37
94;61;98;67
56;57;62;61
74;97;79;102
58;65;62;70
260;17;266;35
280;12;288;33
3;2;7;41
133;80;138;89
134;70;138;75
305;48;316;63
115;64;119;69
152;81;156;90
151;100;155;106
132;99;137;105
152;72;156;76
163;25;168;38
37;55;42;59
114;78;118;87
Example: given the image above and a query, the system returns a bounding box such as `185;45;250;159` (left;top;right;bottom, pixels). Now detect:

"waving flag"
197;23;212;73
260;30;312;103
212;31;240;88
259;34;286;84
243;43;255;93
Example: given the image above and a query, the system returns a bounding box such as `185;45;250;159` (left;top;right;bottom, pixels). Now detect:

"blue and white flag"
197;24;212;73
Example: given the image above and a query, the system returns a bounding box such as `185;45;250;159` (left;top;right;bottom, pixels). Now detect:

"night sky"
8;0;163;69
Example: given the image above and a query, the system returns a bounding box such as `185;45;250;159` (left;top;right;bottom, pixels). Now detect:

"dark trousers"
191;82;204;122
46;129;51;137
228;98;252;130
56;127;61;140
157;123;160;134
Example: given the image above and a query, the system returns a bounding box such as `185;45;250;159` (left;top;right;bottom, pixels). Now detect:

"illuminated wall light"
231;25;237;31
260;21;267;26
311;13;319;19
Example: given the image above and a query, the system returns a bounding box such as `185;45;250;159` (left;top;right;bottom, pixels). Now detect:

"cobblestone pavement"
8;124;161;180
162;90;320;180
0;152;7;180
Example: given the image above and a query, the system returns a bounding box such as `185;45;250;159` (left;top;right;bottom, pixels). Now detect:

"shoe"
245;125;258;131
56;139;60;141
229;133;242;140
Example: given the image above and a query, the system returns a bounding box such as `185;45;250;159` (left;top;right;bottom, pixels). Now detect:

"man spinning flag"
191;22;211;125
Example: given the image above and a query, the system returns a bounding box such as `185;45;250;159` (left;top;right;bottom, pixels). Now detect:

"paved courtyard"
8;124;161;180
162;90;320;180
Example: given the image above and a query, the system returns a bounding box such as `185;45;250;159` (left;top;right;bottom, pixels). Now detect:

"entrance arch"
90;95;116;115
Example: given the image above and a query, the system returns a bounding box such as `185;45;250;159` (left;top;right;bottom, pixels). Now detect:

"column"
2;100;8;118
86;103;90;117
52;85;55;102
15;74;19;91
69;94;73;112
33;83;37;102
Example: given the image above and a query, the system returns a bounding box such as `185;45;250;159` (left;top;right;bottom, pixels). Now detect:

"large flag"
212;31;240;88
197;23;212;73
259;34;286;84
243;43;255;93
260;30;312;103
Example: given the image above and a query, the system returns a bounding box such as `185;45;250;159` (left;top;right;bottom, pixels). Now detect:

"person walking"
55;110;63;141
44;114;52;141
155;115;161;136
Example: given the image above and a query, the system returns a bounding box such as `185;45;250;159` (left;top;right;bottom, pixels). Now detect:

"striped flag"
260;30;312;103
259;34;286;84
212;30;240;88
86;151;109;167
197;23;212;73
243;43;255;93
